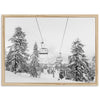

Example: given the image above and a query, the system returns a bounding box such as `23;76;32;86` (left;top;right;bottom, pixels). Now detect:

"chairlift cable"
35;17;44;43
59;18;69;53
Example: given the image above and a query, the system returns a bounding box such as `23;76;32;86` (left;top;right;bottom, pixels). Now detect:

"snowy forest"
5;26;95;83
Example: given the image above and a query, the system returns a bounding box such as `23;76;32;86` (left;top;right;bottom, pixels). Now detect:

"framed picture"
2;14;98;86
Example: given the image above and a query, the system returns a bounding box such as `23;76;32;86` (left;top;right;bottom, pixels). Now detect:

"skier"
58;69;65;80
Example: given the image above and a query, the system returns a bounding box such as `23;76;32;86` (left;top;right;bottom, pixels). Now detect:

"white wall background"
0;0;99;100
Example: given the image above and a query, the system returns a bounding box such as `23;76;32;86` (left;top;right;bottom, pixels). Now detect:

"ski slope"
5;71;77;83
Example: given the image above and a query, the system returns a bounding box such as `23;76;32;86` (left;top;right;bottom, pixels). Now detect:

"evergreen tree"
34;42;39;57
6;27;29;73
88;56;95;81
68;39;89;82
92;56;95;68
29;42;39;77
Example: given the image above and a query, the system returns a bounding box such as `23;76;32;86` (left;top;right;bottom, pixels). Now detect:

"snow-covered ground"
5;71;78;83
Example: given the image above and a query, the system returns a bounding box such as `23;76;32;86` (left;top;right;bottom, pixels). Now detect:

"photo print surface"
3;15;97;85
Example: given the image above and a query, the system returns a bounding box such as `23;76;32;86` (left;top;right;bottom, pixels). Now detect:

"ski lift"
56;18;69;63
56;52;63;63
39;42;48;54
35;17;48;55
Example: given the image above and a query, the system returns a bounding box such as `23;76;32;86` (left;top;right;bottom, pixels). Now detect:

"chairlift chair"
56;52;63;63
39;42;48;54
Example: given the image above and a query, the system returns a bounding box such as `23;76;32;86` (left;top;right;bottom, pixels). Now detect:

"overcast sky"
5;17;95;59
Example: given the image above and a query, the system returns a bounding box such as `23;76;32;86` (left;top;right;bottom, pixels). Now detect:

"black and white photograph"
2;15;98;85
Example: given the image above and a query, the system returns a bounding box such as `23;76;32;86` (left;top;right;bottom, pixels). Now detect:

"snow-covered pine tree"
34;42;39;57
68;39;90;82
88;56;95;81
29;42;40;77
92;56;95;69
6;27;29;73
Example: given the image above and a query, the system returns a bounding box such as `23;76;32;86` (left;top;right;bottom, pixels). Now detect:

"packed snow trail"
5;71;76;83
5;71;95;83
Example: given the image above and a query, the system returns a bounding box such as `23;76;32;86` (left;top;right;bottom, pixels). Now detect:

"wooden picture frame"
1;14;98;86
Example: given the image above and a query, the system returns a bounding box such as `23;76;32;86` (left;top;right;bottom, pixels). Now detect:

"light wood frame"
1;14;98;86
